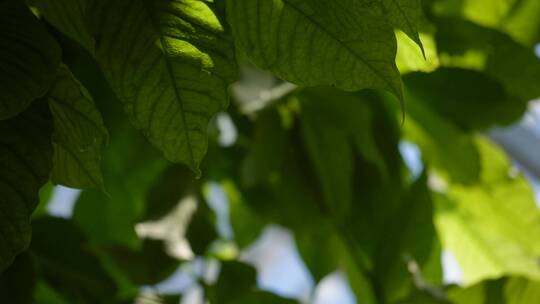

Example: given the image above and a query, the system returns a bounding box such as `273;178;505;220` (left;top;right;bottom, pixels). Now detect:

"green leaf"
401;79;481;184
0;253;35;304
211;261;256;303
30;0;95;53
185;197;219;255
381;0;426;53
30;217;118;303
449;276;540;304
0;102;53;272
298;88;385;218
432;0;540;46
226;0;402;99
0;0;61;120
404;68;526;131
87;0;237;173
48;64;108;190
106;240;178;285
435;18;540;102
396;31;439;74
72;125;167;248
34;281;70;304
434;138;540;285
296;229;377;304
143;165;196;222
374;173;438;302
235;291;299;304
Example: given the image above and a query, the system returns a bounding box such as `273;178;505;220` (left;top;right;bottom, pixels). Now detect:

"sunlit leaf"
86;0;237;173
434;138;540;285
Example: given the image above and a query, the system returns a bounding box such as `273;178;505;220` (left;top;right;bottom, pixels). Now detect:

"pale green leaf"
434;138;540;285
226;0;402;99
0;0;61;120
396;31;439;73
0;102;53;272
48;64;108;190
87;0;237;173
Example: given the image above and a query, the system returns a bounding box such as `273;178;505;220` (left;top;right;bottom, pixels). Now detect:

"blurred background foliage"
1;0;540;303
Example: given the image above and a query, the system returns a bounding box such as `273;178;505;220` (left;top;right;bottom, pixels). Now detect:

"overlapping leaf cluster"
0;0;540;302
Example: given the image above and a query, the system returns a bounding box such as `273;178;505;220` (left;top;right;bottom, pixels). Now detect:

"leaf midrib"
282;0;398;93
141;0;197;169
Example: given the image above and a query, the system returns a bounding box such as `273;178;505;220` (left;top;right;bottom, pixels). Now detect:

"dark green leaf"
211;261;256;303
449;276;540;304
382;0;426;53
374;173;438;302
30;217;117;303
298;87;386;218
226;0;402;99
0;102;53;272
48;64;108;190
72;125;167;248
144;165;196;222
401;81;481;184
404;68;525;131
235;291;299;304
186;198;219;255
435;18;540;102
0;253;35;304
106;240;178;285
30;0;95;52
0;0;61;120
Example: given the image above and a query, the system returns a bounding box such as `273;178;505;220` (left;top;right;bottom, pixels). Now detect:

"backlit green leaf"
434;138;540;285
382;0;426;53
226;0;402;99
48;64;108;190
87;0;237;173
